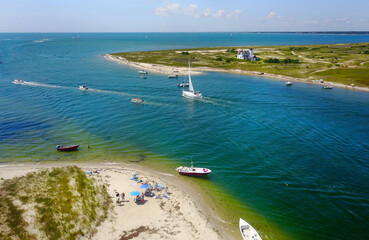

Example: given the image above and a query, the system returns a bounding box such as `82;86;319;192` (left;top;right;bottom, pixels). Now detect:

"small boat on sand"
286;81;293;86
56;145;79;151
79;85;88;91
13;79;25;85
131;97;144;104
138;70;148;74
239;218;262;240
176;161;211;176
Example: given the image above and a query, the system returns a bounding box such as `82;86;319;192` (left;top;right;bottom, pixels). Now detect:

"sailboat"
182;60;202;99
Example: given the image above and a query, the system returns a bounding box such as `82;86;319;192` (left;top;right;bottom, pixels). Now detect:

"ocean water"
1;33;369;240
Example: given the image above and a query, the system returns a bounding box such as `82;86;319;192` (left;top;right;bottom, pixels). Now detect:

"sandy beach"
105;54;369;93
0;162;235;240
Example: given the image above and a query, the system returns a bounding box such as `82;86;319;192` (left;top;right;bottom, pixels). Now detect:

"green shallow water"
1;33;369;240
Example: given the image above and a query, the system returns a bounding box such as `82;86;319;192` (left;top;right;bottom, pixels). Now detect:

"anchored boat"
239;218;262;240
176;161;211;176
56;145;79;151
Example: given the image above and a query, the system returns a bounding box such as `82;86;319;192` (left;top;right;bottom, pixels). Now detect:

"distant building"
237;48;259;61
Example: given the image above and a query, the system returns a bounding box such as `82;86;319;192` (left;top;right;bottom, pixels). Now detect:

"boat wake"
33;38;50;43
21;81;68;89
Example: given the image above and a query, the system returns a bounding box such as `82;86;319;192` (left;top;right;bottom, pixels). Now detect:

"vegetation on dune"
0;166;111;240
112;43;369;87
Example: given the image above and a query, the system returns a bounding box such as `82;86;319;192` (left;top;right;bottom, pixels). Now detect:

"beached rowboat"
56;145;79;151
239;218;262;240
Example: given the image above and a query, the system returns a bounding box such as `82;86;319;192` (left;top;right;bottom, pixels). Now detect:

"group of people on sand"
116;192;125;204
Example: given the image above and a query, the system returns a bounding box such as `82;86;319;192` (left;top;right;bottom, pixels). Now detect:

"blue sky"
1;0;368;32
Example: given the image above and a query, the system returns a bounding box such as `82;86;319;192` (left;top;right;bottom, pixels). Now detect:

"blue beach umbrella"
140;184;150;189
130;191;141;196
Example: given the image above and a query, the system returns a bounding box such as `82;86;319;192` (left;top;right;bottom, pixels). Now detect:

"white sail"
188;61;194;92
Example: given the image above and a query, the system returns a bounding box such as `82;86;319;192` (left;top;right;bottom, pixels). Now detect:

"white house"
237;48;259;61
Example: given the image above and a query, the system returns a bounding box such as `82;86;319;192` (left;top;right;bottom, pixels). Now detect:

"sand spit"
105;54;369;93
0;162;234;240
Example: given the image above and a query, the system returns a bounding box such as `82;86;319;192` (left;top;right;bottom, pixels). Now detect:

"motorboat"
178;82;189;87
138;70;148;74
239;218;262;240
79;85;88;91
176;161;211;176
182;61;203;99
168;74;178;78
56;145;79;151
286;81;293;86
13;79;25;85
131;97;144;104
322;85;333;89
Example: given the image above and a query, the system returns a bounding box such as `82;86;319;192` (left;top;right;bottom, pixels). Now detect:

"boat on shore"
286;81;293;86
322;85;333;89
239;218;262;240
138;70;148;74
13;79;24;85
176;161;211;176
79;85;88;91
56;145;79;151
131;97;144;104
182;61;203;99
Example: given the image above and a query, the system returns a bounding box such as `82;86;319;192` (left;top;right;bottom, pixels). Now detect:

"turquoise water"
1;33;369;239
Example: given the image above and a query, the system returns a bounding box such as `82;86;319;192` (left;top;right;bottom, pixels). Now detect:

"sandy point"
0;162;234;240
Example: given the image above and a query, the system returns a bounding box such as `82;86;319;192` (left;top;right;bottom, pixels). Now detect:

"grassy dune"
112;43;369;87
0;166;111;240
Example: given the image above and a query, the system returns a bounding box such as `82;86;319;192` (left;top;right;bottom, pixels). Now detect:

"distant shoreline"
105;54;369;93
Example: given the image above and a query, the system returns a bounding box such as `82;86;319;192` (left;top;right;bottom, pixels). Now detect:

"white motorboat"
182;61;202;99
286;81;293;86
239;218;262;240
176;161;211;176
79;85;88;91
131;97;144;104
168;74;178;78
138;70;148;74
13;79;24;85
178;82;189;87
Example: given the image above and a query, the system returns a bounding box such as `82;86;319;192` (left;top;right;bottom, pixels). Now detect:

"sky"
1;0;369;32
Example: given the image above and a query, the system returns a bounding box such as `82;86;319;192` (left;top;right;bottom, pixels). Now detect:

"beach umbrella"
140;184;150;189
130;191;140;196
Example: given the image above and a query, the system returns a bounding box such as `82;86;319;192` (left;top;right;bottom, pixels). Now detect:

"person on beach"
121;192;125;202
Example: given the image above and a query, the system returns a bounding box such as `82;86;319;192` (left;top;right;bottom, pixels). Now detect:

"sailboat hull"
182;91;202;99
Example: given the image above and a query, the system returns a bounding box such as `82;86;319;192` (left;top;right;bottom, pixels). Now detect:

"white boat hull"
239;218;262;240
79;86;88;91
182;90;202;99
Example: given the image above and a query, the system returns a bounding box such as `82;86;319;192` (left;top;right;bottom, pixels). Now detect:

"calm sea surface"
1;33;369;239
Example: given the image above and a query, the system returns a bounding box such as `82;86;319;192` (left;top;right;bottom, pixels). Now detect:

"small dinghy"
13;79;25;85
239;218;262;240
56;145;79;151
168;74;178;78
139;75;147;79
286;81;293;86
322;85;333;89
79;85;88;91
131;97;144;104
138;70;148;74
178;82;189;87
176;161;211;176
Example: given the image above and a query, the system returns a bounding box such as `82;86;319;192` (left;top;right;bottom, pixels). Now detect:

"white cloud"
212;9;225;18
266;12;276;19
154;1;241;18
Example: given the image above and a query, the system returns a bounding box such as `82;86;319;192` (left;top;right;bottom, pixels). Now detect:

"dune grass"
112;43;369;87
0;166;111;240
